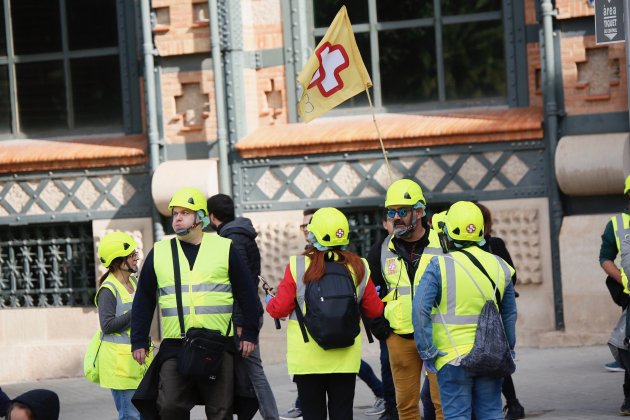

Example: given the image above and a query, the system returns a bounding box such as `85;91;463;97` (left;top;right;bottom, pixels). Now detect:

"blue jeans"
436;364;503;420
420;375;435;420
359;359;384;398
111;389;141;420
242;336;279;419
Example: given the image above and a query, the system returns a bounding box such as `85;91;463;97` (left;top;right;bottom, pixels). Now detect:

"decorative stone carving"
492;208;542;285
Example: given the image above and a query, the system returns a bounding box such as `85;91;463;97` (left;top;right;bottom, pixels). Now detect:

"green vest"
432;246;513;371
95;273;152;389
286;254;369;375
154;234;234;339
611;214;630;290
380;230;443;334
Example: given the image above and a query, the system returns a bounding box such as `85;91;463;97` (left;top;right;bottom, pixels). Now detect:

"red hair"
301;248;366;285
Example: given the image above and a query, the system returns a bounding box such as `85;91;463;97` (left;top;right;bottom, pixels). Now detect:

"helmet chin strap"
121;259;137;274
175;213;201;236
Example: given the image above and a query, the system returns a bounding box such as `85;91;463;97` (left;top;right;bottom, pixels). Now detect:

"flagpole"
364;87;393;185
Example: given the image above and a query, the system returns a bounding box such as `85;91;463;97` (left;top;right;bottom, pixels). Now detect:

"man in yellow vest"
366;179;443;420
131;187;260;420
412;201;517;419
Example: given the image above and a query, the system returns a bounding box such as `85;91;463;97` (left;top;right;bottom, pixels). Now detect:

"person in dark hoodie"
6;389;59;420
207;194;279;420
1;387;11;417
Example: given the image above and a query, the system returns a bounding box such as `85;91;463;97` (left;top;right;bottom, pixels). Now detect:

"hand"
132;348;147;365
240;340;256;358
236;326;243;337
424;358;438;374
264;294;273;304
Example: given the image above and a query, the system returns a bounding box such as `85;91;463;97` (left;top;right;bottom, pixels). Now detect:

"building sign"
595;0;625;44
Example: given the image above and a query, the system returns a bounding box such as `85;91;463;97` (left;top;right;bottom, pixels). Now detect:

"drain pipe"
541;0;564;330
208;0;231;195
140;0;165;241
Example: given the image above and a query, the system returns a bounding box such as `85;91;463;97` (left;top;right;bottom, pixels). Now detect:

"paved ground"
2;345;627;419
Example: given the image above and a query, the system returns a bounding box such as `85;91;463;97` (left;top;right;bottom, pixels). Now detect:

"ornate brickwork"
152;0;210;55
255;221;303;288
493;208;542;285
562;36;627;115
162;71;218;143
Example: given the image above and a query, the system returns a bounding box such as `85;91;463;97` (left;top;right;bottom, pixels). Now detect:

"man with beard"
366;179;444;420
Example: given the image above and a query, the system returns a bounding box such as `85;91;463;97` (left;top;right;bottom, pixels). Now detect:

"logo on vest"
387;258;398;275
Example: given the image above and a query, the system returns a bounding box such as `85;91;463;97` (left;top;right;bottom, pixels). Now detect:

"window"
310;0;508;111
0;0;139;137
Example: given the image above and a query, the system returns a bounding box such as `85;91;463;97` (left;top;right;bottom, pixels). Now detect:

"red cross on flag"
297;6;372;123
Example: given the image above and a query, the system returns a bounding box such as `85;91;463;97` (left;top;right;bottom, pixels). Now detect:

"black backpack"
295;261;361;350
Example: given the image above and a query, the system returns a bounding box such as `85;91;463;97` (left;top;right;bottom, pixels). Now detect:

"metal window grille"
0;222;96;308
346;208;388;258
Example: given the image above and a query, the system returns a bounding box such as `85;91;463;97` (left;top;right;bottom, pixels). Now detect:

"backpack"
460;298;515;378
297;261;361;350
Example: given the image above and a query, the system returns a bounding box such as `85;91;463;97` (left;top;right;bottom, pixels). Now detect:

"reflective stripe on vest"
154;233;234;338
613;214;630;250
96;273;150;389
285;254;367;375
431;255;511;325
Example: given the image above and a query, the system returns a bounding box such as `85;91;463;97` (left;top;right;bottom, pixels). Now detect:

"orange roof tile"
236;107;543;158
0;134;148;175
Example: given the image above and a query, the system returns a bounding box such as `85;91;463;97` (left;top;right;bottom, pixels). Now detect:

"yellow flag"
297;6;372;123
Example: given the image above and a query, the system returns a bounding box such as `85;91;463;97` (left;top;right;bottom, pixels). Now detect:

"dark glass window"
16;61;67;131
11;0;62;55
71;56;122;127
314;0;368;27
380;28;437;104
66;0;118;50
0;66;9;133
310;0;507;110
0;3;6;56
0;0;131;137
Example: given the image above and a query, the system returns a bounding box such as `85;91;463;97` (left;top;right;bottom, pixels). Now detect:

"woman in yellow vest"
266;207;383;420
96;231;152;420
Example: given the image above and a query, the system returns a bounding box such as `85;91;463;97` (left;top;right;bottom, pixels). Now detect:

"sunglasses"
386;208;412;218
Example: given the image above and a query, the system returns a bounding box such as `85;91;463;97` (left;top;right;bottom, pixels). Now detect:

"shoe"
503;398;525;420
279;406;302;419
365;397;386;416
606;360;625;372
621;399;630;416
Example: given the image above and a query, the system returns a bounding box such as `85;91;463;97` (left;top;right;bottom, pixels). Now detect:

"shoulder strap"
293;297;310;343
458;249;502;307
170;238;186;338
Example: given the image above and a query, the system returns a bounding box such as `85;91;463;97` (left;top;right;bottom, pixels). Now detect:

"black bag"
169;238;231;378
457;250;515;378
295;261;360;350
177;327;229;378
460;300;515;378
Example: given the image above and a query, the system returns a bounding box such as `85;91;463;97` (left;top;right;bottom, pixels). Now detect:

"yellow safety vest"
611;214;630;290
95;273;152;389
380;230;443;334
286;254;369;375
431;246;514;371
154;234;234;338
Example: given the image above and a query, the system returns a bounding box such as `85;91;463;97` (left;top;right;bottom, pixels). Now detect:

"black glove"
368;316;393;341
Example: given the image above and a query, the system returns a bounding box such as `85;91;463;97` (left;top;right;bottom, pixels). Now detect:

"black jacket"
218;217;264;326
